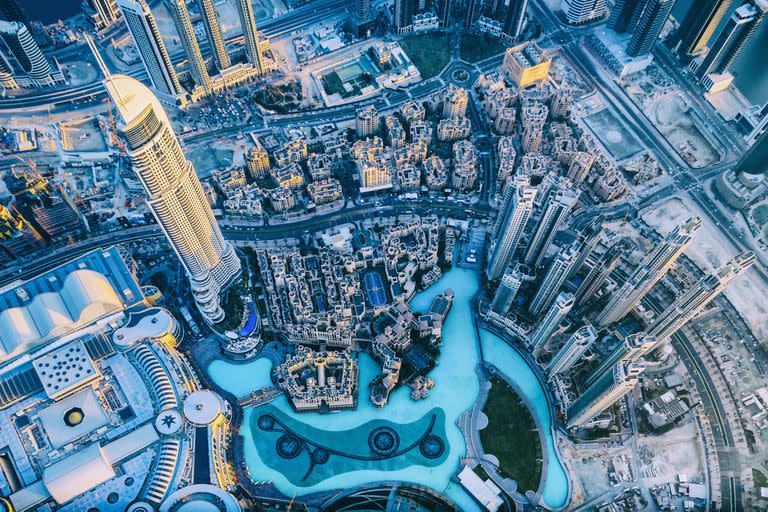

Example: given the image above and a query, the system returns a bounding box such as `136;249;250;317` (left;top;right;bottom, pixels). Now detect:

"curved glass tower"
104;75;240;323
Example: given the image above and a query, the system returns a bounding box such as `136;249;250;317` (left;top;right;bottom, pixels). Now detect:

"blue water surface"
208;268;569;509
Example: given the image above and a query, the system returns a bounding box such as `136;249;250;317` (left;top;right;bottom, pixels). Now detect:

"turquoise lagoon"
208;268;569;509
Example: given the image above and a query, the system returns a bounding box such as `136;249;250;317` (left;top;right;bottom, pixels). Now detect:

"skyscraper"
83;0;121;30
573;237;629;304
695;1;767;79
465;0;479;28
349;0;376;36
0;20;55;87
737;125;768;175
197;0;230;71
647;251;754;345
354;0;371;20
562;0;607;25
608;0;641;33
439;0;453;27
167;0;211;93
234;0;265;74
528;291;574;353
626;0;676;56
102;73;240;322
394;0;416;32
675;0;733;58
0;0;28;24
529;242;580;317
583;332;657;388
596;217;700;326
117;0;182;97
487;176;537;281
499;0;528;42
491;265;524;316
524;185;579;269
567;361;644;429
547;323;597;376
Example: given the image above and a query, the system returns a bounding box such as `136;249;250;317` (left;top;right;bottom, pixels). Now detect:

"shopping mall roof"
0;246;144;362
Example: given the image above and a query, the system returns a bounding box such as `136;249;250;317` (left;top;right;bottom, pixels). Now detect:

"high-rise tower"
167;0;211;93
0;20;55;87
491;265;524;316
626;0;676;56
499;0;529;42
465;0;479;28
608;0;641;33
675;0;733;58
562;0;607;24
102;73;240;322
117;0;182;97
529;242;581;317
487;176;537;281
567;361;643;429
83;0;121;30
0;0;27;23
528;292;574;353
583;332;657;389
524;185;579;269
647;251;754;345
695;1;767;79
596;217;700;326
197;0;230;71
573;237;630;305
738;126;768;176
547;323;597;376
234;0;265;74
394;0;416;32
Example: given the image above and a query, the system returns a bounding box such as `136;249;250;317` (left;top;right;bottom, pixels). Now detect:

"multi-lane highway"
0;200;492;287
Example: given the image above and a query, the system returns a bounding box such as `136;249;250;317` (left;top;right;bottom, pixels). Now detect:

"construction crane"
8;154;47;197
102;96;126;152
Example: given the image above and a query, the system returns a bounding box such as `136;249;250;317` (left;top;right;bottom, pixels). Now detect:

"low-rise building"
308;178;343;205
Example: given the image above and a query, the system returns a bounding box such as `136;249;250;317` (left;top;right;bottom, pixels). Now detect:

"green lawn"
753;204;768;226
322;71;346;96
479;376;542;493
460;33;507;63
217;282;247;332
754;468;768;488
398;32;451;79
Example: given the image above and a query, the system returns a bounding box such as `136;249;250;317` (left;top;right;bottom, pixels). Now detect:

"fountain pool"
207;268;569;509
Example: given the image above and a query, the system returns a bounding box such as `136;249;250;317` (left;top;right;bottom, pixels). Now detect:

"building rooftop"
37;387;109;449
0;246;144;362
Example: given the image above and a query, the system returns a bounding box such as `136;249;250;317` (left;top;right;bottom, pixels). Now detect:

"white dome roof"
0;269;123;361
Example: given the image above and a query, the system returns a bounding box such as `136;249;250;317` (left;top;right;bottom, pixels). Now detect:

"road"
0;0;351;110
528;1;753;509
0;199;491;286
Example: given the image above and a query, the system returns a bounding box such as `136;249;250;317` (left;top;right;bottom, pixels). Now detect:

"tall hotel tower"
675;0;733;58
596;217;700;326
167;0;211;93
197;0;230;71
235;0;265;74
98;70;240;321
695;1;768;80
647;251;754;345
117;0;182;97
567;361;643;428
487;175;537;281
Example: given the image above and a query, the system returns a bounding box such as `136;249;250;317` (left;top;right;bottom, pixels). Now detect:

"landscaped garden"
398;32;451;79
460;33;507;63
479;375;543;493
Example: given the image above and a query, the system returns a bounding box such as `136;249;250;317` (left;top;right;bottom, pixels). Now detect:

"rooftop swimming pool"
208;268;569;509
